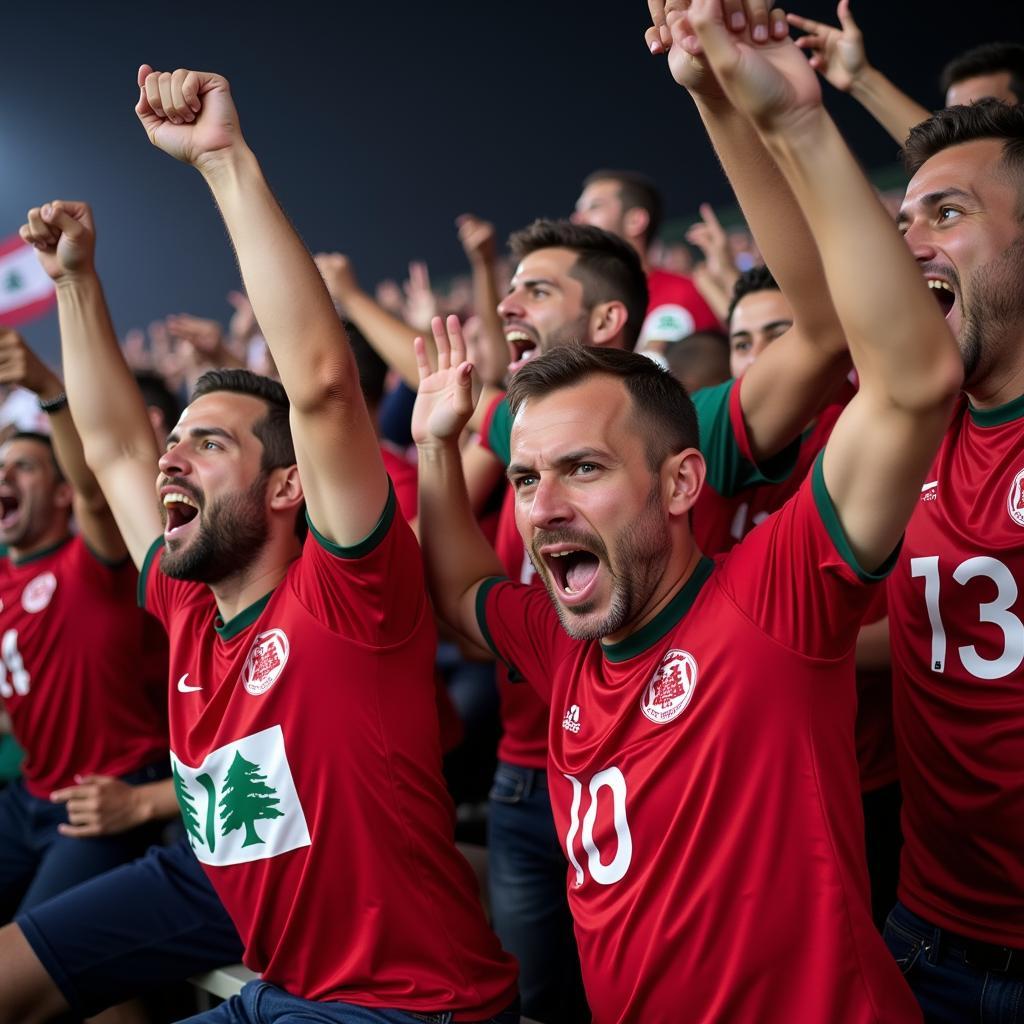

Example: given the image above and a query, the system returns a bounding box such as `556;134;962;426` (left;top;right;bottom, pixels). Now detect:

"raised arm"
414;316;503;649
690;0;962;567
315;252;425;391
456;214;512;387
652;0;851;463
787;1;930;145
0;330;127;563
135;66;386;545
19;202;161;569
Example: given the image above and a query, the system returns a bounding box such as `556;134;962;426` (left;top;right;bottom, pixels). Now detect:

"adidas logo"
562;704;581;734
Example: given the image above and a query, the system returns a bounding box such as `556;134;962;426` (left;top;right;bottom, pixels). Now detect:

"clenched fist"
135;65;243;168
19;200;96;283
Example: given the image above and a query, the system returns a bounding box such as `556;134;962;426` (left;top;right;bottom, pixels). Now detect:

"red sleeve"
292;484;429;646
475;577;571;705
715;452;897;659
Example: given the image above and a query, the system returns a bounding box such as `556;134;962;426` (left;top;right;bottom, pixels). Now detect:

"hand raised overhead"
648;0;788;100
135;65;242;167
20;200;96;282
687;0;823;133
412;315;481;446
787;1;867;93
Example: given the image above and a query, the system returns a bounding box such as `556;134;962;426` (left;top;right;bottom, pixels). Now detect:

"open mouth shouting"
0;492;21;534
504;325;539;376
160;486;201;543
539;542;604;608
925;275;957;320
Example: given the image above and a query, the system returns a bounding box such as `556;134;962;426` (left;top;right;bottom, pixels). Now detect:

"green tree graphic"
197;773;217;853
219;750;284;847
173;764;204;848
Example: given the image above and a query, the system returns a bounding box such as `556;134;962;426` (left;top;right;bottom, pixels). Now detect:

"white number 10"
564;766;633;887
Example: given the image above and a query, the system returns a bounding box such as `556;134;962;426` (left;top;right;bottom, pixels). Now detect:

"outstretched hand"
687;0;823;133
20;200;96;283
648;0;788;100
135;65;243;168
412;315;480;446
787;1;867;93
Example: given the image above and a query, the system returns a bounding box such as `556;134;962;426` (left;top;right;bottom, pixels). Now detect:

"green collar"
601;557;714;663
215;591;274;641
969;391;1024;427
9;535;73;567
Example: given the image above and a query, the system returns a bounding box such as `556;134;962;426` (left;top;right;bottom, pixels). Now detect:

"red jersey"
889;394;1024;945
476;461;920;1024
639;268;721;346
480;382;797;770
141;493;517;1014
0;536;167;798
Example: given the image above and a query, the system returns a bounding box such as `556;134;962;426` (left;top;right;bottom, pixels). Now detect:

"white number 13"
911;556;1024;679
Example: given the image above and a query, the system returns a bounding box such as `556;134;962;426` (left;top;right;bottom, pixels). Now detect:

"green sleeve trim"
474;576;523;682
306;479;396;560
137;536;165;608
691;379;797;495
811;451;899;582
486;398;514;468
690;380;747;496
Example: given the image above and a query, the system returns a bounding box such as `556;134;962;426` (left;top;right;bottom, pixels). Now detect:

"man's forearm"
55;273;157;470
343;288;423;389
199;147;356;414
418;440;503;632
849;66;931;146
694;96;841;341
761;112;954;402
468;261;510;387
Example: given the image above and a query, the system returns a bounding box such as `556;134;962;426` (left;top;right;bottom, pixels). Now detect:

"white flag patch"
171;724;311;867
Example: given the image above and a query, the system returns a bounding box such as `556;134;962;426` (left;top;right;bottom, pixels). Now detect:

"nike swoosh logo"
177;673;203;693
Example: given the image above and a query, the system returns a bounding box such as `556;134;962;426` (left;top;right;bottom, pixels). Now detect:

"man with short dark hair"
10;65;518;1024
414;3;962;1017
881;97;1024;1019
573;169;721;347
940;42;1024;108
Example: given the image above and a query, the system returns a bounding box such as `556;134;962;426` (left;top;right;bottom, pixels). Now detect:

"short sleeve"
475;577;570;704
480;394;513;467
294;483;429;646
715;451;898;659
691;379;798;497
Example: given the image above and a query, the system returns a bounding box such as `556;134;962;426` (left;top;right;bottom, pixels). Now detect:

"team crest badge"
641;649;698;725
241;628;290;696
21;572;56;613
1007;469;1024;527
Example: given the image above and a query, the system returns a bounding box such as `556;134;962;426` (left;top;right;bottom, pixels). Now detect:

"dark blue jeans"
179;979;520;1023
486;761;590;1024
884;901;1024;1023
0;762;169;920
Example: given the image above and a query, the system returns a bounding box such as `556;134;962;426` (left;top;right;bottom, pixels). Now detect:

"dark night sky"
3;1;1021;363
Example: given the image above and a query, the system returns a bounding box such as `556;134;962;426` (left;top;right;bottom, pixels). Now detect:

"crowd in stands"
0;3;1021;1023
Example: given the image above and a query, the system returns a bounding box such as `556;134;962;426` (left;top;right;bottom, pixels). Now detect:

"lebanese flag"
0;234;56;327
